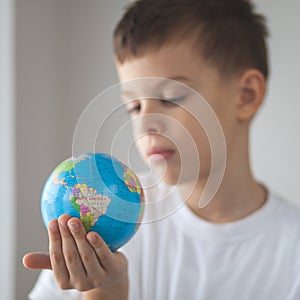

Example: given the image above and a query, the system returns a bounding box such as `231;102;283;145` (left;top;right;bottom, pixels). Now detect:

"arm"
23;214;128;299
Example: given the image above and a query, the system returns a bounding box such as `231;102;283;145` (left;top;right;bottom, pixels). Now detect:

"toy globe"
41;152;144;251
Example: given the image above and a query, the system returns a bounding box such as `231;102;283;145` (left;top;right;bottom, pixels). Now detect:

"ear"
236;69;266;122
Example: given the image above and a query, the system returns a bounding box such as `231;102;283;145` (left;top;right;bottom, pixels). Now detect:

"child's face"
116;41;239;185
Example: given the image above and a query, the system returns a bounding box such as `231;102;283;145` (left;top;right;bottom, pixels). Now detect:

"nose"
140;99;160;114
139;99;166;134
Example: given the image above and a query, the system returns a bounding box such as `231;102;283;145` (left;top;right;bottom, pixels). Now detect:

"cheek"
189;118;208;145
131;119;139;137
174;111;205;145
131;120;144;145
179;115;212;169
133;135;147;156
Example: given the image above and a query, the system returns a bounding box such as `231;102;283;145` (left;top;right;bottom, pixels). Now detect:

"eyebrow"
121;90;136;98
166;75;191;83
121;75;191;97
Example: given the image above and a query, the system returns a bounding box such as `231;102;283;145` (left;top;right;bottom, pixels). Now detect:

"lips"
146;148;175;160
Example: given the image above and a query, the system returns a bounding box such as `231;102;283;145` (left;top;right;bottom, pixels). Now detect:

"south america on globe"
41;152;144;251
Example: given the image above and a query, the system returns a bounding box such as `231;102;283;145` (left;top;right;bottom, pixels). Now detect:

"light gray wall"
15;0;128;299
251;0;300;206
15;1;67;298
9;0;300;299
0;0;16;299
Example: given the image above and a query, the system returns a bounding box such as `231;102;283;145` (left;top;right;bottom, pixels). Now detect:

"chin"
161;176;180;186
147;159;178;182
154;169;181;186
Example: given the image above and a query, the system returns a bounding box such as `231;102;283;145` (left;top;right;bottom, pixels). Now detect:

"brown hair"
113;0;269;79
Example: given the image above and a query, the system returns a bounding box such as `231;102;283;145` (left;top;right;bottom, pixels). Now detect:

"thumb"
23;252;52;270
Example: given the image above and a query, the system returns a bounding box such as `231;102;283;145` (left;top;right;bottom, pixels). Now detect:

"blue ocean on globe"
41;152;144;251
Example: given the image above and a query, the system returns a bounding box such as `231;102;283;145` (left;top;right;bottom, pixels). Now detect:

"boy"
24;0;300;299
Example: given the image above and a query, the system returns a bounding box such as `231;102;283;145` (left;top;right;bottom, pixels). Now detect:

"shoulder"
266;192;300;276
269;192;300;253
271;192;300;227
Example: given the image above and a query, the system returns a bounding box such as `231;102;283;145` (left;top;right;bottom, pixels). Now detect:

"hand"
23;214;128;292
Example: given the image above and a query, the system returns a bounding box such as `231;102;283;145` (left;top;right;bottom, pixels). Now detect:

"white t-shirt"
29;180;300;300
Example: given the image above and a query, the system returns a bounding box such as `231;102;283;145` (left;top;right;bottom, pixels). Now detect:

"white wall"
0;1;16;299
15;1;68;298
10;0;300;299
15;1;129;299
251;0;300;206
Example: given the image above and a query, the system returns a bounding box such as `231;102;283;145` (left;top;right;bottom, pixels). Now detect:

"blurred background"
1;0;299;299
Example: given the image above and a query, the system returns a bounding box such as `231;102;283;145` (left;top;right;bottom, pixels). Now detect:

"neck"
178;135;268;223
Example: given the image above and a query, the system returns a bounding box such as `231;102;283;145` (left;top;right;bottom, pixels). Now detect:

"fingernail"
48;221;58;232
87;233;97;244
68;221;79;231
58;217;68;228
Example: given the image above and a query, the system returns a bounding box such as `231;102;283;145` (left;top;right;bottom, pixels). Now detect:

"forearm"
83;275;129;300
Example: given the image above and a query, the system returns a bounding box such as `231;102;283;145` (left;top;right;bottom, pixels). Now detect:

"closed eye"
126;103;141;115
161;95;186;105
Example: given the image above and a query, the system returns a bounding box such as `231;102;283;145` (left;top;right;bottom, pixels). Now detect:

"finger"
86;232;114;272
58;215;86;281
23;252;52;270
48;218;70;287
68;218;106;278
